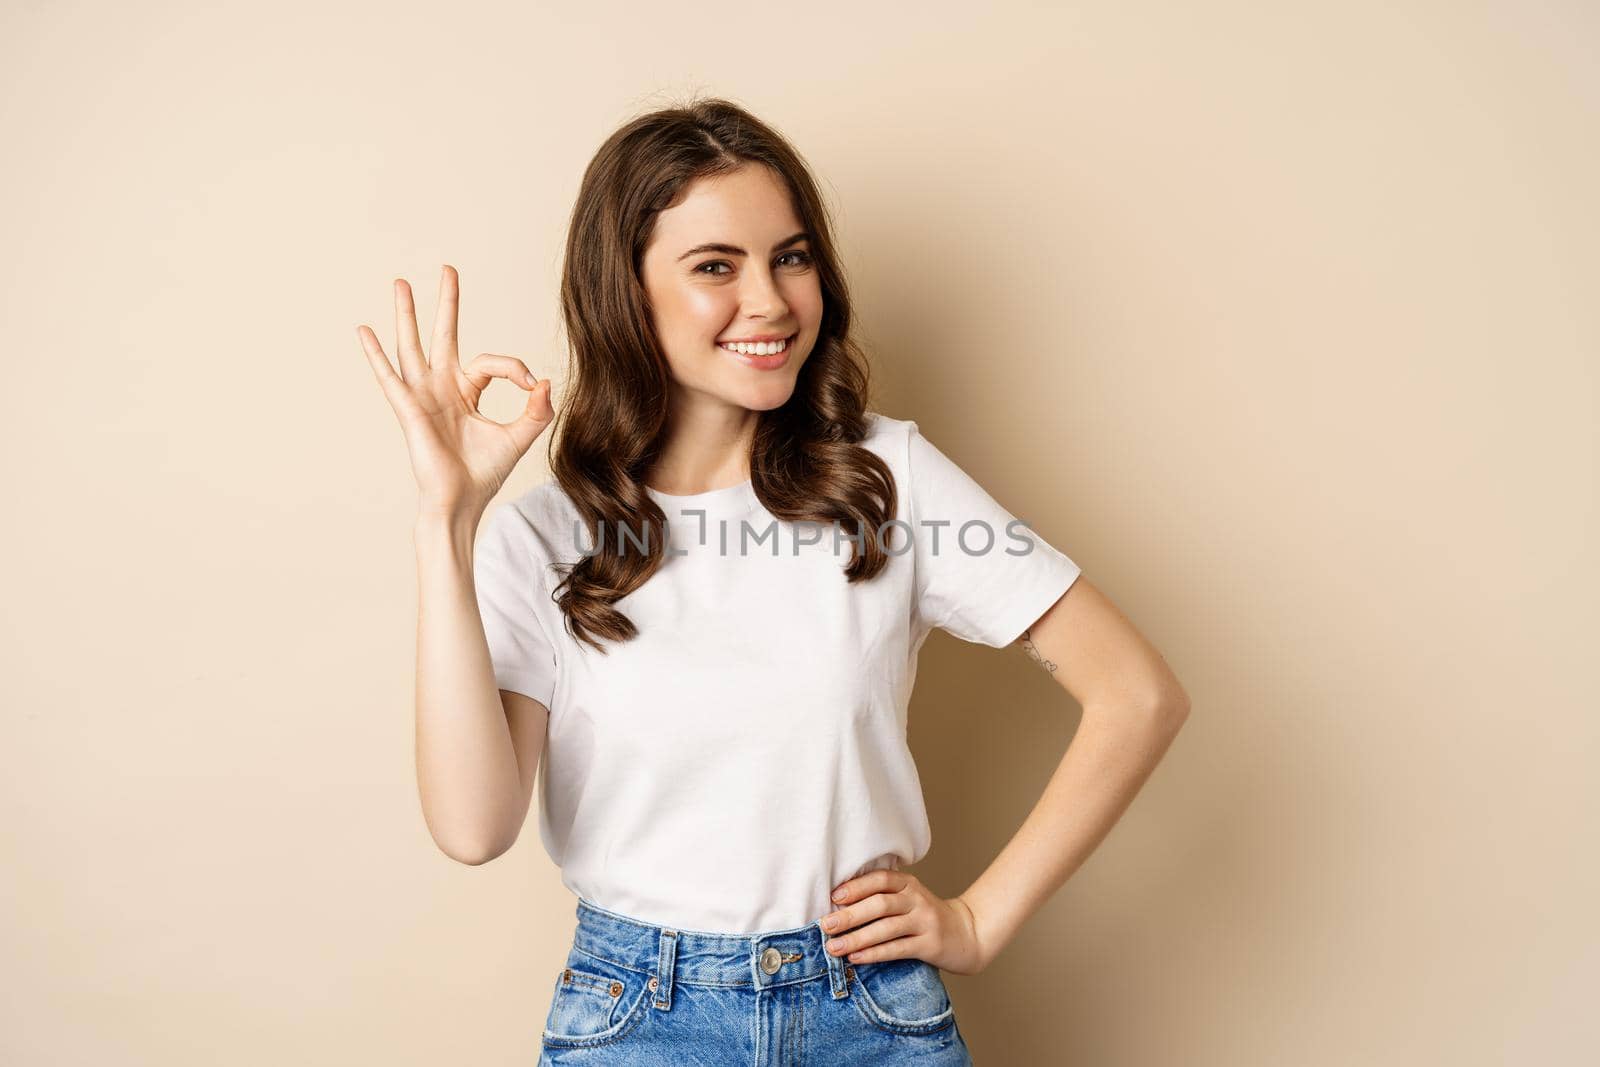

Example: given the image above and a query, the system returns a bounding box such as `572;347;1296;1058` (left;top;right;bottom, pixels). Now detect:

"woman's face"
639;164;823;415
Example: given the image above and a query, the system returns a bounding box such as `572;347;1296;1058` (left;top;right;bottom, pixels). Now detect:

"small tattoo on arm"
1019;628;1056;673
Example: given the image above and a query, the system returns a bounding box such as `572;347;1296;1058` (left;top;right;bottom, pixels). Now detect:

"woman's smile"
717;331;798;370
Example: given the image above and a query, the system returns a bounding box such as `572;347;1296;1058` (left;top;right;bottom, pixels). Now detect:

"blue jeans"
537;897;975;1065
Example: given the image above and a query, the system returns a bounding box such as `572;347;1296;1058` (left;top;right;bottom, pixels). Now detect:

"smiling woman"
639;169;822;397
358;94;1187;1067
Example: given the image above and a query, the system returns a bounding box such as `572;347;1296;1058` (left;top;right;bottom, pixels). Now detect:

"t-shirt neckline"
644;477;760;520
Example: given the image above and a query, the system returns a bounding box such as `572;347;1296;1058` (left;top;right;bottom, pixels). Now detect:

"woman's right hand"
357;264;554;520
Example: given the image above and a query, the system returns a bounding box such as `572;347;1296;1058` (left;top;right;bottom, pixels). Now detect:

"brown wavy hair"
541;95;897;653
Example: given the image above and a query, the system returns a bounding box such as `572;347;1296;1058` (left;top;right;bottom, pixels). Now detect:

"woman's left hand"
818;870;992;976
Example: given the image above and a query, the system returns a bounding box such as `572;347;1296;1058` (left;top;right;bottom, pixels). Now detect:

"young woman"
358;99;1190;1065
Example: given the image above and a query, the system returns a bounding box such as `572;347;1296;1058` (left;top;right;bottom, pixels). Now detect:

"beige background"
2;1;1595;1064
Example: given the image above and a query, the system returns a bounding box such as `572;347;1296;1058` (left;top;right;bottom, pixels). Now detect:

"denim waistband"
570;896;852;1010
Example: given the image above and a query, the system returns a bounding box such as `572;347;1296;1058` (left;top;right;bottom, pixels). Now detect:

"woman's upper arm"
500;689;550;833
1017;576;1190;714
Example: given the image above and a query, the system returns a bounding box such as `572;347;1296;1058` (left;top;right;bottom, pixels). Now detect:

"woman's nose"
739;270;789;315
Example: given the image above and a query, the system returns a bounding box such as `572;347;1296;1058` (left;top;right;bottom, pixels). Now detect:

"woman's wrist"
414;505;482;552
953;893;1003;971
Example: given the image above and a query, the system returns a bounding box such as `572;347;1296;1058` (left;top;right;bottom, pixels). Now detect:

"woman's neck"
647;399;759;495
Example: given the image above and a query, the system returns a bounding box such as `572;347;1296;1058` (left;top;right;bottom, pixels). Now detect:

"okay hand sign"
357;265;554;519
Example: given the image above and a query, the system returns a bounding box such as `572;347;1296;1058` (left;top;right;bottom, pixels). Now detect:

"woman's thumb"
508;377;554;451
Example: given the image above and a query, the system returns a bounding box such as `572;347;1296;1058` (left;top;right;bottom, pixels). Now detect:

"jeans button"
760;946;782;974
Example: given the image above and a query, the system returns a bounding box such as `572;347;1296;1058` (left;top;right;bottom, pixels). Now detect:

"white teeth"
720;337;789;356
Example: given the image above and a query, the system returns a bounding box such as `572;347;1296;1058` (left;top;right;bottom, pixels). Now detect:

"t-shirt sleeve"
905;420;1083;648
474;501;560;707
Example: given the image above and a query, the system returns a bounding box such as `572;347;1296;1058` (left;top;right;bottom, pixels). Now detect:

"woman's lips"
717;333;796;371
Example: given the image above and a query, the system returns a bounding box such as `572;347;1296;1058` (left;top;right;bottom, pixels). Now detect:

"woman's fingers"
463;352;540;393
464;353;554;455
430;264;462;374
392;278;429;382
356;324;417;418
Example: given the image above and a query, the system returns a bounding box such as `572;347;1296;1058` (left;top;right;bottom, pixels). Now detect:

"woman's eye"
694;251;812;276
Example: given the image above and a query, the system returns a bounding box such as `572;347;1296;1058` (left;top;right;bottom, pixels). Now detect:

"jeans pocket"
847;957;958;1036
542;950;653;1049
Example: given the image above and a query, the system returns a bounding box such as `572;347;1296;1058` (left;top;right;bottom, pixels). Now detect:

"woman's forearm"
412;510;525;865
956;698;1191;966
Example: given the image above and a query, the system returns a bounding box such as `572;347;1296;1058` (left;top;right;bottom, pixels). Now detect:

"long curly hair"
543;96;896;653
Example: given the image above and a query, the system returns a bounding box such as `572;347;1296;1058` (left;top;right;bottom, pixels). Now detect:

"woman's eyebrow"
676;231;812;262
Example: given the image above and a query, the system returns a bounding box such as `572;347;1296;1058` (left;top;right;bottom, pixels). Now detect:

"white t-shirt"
473;411;1081;934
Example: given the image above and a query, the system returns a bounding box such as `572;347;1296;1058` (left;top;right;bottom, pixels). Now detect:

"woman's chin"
736;379;800;412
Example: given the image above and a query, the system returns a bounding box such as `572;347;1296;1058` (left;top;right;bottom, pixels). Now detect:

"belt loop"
819;920;849;999
652;928;678;1010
